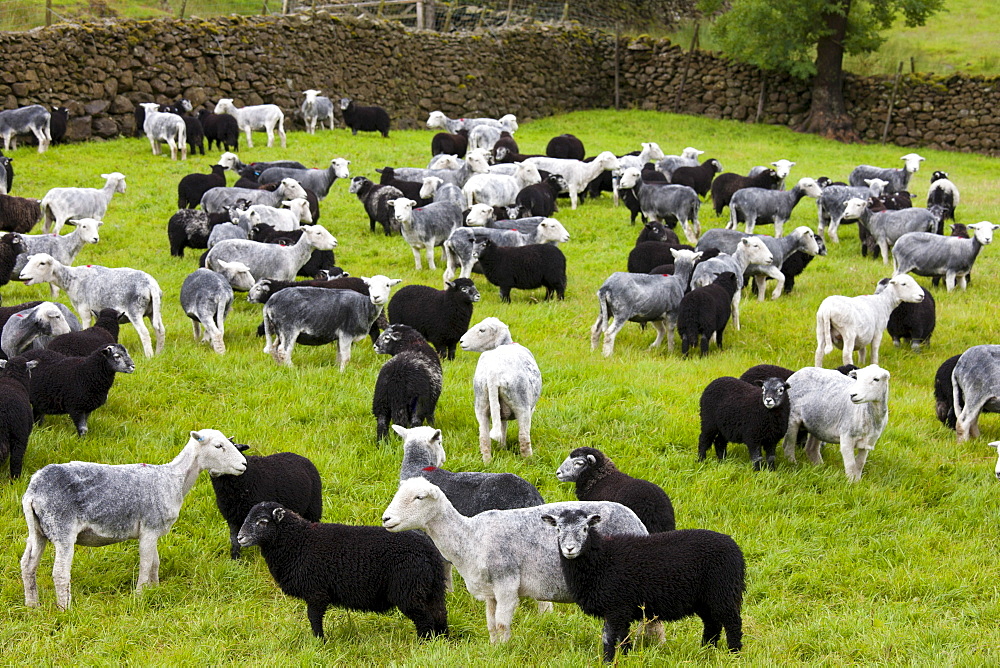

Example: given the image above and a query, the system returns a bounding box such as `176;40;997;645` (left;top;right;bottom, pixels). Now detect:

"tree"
697;0;944;141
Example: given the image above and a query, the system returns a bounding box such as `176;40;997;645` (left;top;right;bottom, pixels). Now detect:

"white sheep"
40;172;126;234
814;274;924;367
19;253;165;358
300;89;334;133
21;429;247;609
523;151;620;210
214;98;286;149
459;318;541;463
247;198;313;232
461;162;541;208
783;365;890;482
205;224;336;282
140;103;187;161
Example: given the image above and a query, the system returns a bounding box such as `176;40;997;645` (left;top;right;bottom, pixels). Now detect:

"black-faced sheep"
177;164;227;209
677;271;739;357
473;239;566;303
543;509;745;662
635;220;680;245
349;176;404;235
198;108;239;151
237;501;448;639
876;277;935;351
512;173;566;218
927;170;959;222
555;446;675;533
210;444;322;559
698;376;791;470
669;158;723;197
0;233;26;287
387;279;480;360
372;324;443;441
0;356;38;478
45;308;120;357
167;206;242;258
339;98;390;137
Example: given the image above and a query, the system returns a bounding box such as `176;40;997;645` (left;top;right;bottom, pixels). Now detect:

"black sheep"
45;308;120;356
0;193;43;234
0;356;38;477
669;158;723;198
210;444;322;559
237;501;448;639
431;129;468;157
490;131;520;163
545;133;585;161
0;233;26;287
387;279;480;360
372;324;443;441
677;271;739;357
198;108;239;151
635;220;679;245
698;375;791;470
167;207;237;258
556;446;675;533
474;239;566;303
177;164;227;209
22;343;135;436
49;107;68;144
349;176;403;235
339;98;390;137
927;170;959;223
627;241;696;274
878;278;936;351
934;354;962;428
710;169;780;215
181;115;205;156
376;167;433;207
543;510;745;662
513;173;564;218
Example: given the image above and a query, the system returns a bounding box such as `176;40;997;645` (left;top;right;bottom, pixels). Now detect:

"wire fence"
0;0;693;33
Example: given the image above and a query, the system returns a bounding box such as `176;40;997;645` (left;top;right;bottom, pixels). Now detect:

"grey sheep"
389;198;464;270
891;221;997;291
841;197;940;264
1;302;73;359
0;104;51;153
815;178;888;243
849;153;924;193
13;217;103;297
690;237;774;331
727;177;823;237
180;267;244;354
200;178;307;214
258;158;350;200
300;90;335;133
205;224;337;282
710;168;780;216
618;168;700;243
950;345;1000;442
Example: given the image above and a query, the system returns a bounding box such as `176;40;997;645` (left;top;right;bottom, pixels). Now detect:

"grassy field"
0;110;999;665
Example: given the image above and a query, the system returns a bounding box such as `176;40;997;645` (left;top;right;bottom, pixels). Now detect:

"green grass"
1;110;999;665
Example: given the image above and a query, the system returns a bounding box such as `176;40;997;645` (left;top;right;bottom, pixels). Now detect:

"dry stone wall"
0;16;996;155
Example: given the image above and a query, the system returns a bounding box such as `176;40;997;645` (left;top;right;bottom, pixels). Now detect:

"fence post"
673;22;699;113
754;72;767;123
417;0;424;29
178;0;188;18
881;61;904;145
46;0;52;26
613;23;620;111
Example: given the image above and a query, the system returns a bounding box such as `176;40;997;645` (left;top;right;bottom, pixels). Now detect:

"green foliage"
0;110;998;663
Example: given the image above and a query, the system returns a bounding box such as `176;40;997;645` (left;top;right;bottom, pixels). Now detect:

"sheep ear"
431;429;442;445
541;514;557;527
445;281;455;288
784;382;791;391
191;430;204;442
587;514;602;527
272;507;286;522
752;379;764;388
235;442;250;452
0;360;6;369
388;278;402;287
586;454;597;466
848;370;858;379
391;424;407;438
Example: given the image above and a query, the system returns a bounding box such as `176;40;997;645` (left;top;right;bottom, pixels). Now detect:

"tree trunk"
797;0;861;142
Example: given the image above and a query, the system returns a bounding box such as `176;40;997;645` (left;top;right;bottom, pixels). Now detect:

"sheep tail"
816;307;833;356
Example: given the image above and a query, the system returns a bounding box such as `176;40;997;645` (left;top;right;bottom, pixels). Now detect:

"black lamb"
545;133;586;160
0;233;26;287
698;375;791;471
635;220;679;245
543;510;745;662
210;444;322;559
627;241;696;274
677;271;739;357
349;176;403;235
0;356;38;478
877;277;935;351
387;279;480;360
934;354;962;428
49;107;68;144
555;446;675;533
198;108;239;151
22;343;135;436
181;114;205;156
177;164;227;209
167;207;237;257
45;308;120;356
340;98;390;137
372;324;442;441
237;501;448;639
669;158;723;198
513;173;565;218
431;129;468;157
0;192;43;234
490;131;520;163
710;169;780;215
473;239;566;303
376;167;433;207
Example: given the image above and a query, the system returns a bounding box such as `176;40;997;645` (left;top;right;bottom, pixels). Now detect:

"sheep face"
459;317;512;352
392;425;446;467
931;171;949;183
101;343;136;375
534;218;570;244
846;365;890;405
797;177;823;198
968;221;999;246
752;377;790;410
348;176;370;194
236;501;286;547
770;159;796;179
420;177;443;199
886;274;924;304
216;260;256;291
301;225;337;251
19;252;57;284
989;442;1000;480
361;275;401;306
681;147;703;160
302;89;320;102
338;98;352;111
101;172;127;194
330;158;351;179
34;302;72;337
813;234;828;256
373;323;412;354
68;217;103;244
465;204;494;227
465;150;491;174
555;452;596;483
190;428;247;478
792;226;821;255
540;509;600;559
842;197;868;221
214;99;236;115
594;151;620;172
739;237;773;265
426;111;448;130
381;477;445;531
388;198;417;224
447;278;480;304
281;198;313;224
247;278;271;303
278;179;308;201
618;167;642;189
901;153;925;173
217;152;242;171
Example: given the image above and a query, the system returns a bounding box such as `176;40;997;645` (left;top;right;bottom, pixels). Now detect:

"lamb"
636;220;679;245
556;447;675;533
618;168;701;243
200;177;307;214
372;324;442;440
690;237;774;331
491;132;526;162
140;103;187;160
462;162;542;208
40;172;126;234
387;279;480;360
927;170;959;221
512;173;566;218
21;429;246;609
950;345;1000;442
783;365;890;481
669;158;723;198
710;168;781;216
677;271;739;357
210;444;321;559
655;146;704;180
849;153;925;193
45;308;119;357
180;266;246;354
389;198;463;270
698;375;791;470
381;477;648;643
0;356;37;478
545;134;586;160
431;129;468;157
205;224;337;282
459;317;541;462
1;302;73;359
262;275;400;369
214;98;286;149
14;217;104;296
441;219;569;282
543;509;745;662
473;239;566;303
257;159;350;200
891;221;998;291
0;104;51;153
0;232;26;286
523;151;619;210
841;198;940;264
198;108;240;151
245;198;312;232
0;193;42;234
747;159;796;190
349;176;405;235
726;177;823;237
592;248;702;356
300;89;335;133
240;501;446;639
875;278;935;351
815;178;888;243
177;164;227;209
813;273;924;367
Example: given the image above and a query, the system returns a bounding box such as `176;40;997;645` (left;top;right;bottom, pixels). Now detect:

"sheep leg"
649;320;668;352
265;125;274;148
805;434;824;465
680;220;698;245
744;216;756;235
850;446;871;482
490;589;519;643
869;336;881;365
336;332;354;372
839;438;862;482
148;136;159;155
244;127;254;149
306;599;329;638
697;429;714;461
48;284;61;299
537;601;553;614
52;540;75;610
601;616;632;662
484;596;499;642
136;532;160;591
475;396;493;463
20;522;47;607
713;434;728;460
878;240;890;265
840;331;857;367
516;409;533;458
957;274;968;290
229;527;241;560
569;189;579;210
277;120;287;149
955;399;989;443
700;612;724;647
828;217;842;244
730;290;741;331
410;246;423;271
127;312;155;359
69;409;90;436
425;245;436;271
945;272;957;292
191;319;202;342
781;422;799;464
765;266;785;300
211;301;227;354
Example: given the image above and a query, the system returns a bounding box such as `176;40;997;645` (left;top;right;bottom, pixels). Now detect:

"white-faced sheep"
699;375;791;470
387;279;480;360
543;509;745;661
0;105;51;153
214;98;286;148
841;197;940;264
200;177;307;214
727;177;823;237
205;224;336;283
783;365;890;481
0;193;42;234
460;317;541;463
814;274;924;367
339;97;390;137
677;271;739;357
300;90;335;133
140;103;187;160
462;162;542;208
849;153;924;193
690;237;774;331
20;254;165;358
210;444;321;559
381;477;648;643
389;198;464;270
14;217;103;297
40;172;126;234
618;168;701;243
655;146;704;179
815;178;888;243
0;357;38;478
441;219;569;282
246;198;313;232
372;324;442;441
240;501;447;639
891;221;997;291
0;302;72;359
747;159;796;190
21;429;247;609
875;277;935;351
556;447;675;533
472;239;566;303
523;151;619;210
950;345;1000;442
258;158;350;200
